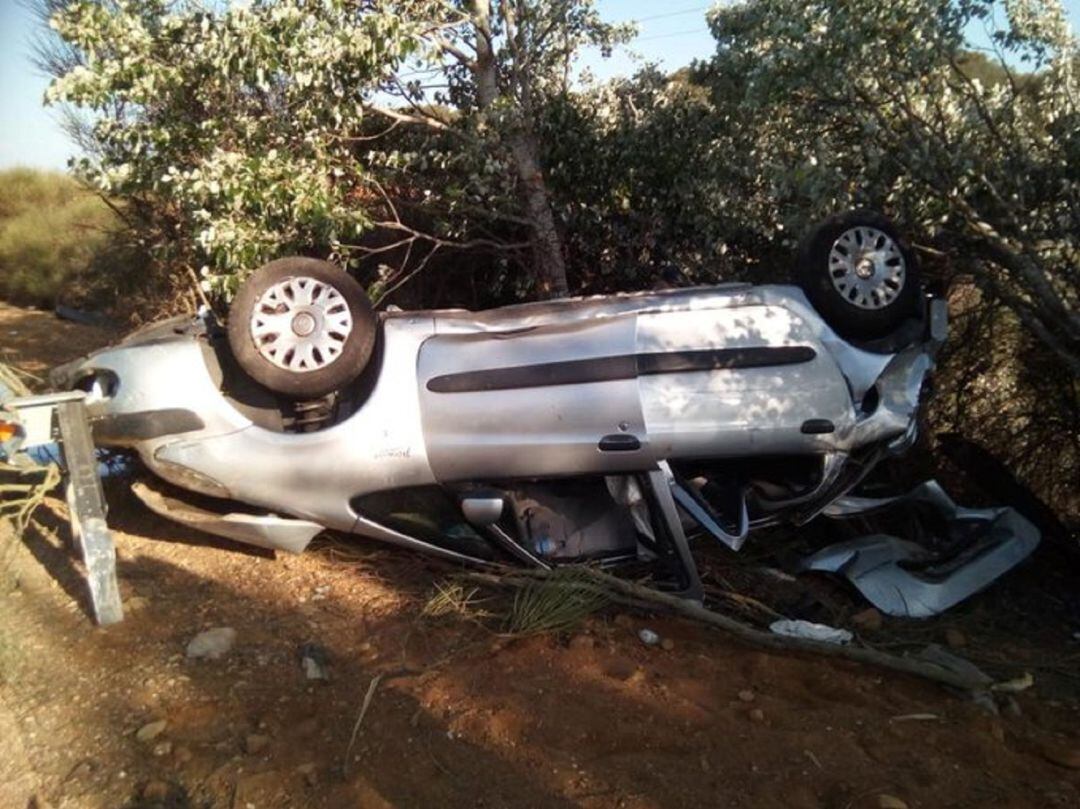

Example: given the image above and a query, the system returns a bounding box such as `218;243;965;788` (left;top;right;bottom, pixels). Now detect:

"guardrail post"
56;400;123;625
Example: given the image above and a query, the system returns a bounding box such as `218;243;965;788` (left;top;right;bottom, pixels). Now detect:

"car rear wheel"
227;257;376;398
796;211;920;340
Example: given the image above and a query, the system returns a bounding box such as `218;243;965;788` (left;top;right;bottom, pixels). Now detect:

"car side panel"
637;304;856;458
417;316;651;481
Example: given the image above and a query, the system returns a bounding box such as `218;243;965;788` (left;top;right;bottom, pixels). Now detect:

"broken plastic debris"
638;628;660;646
769;619;853;645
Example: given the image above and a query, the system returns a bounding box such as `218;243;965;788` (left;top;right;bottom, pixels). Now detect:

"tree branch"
463;567;998;693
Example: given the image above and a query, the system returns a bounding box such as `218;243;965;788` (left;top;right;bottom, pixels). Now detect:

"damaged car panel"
806;481;1041;618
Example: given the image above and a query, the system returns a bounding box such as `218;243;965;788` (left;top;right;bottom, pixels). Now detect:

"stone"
126;596;150;613
297;762;317;786
135;719;167;743
603;657;637;681
749;708;765;723
1040;745;1080;770
851;608;883;632
568;634;594;651
945;628;967;649
661;638;675;651
65;760;94;781
737;689;755;703
185;627;236;660
173;746;193;765
298;643;329;680
152;740;173;757
877;795;908;809
613;614;634;629
245;733;271;755
142;780;171;801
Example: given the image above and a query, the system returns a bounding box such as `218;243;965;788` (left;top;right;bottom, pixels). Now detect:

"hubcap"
827;226;906;310
249;276;353;373
291;312;316;337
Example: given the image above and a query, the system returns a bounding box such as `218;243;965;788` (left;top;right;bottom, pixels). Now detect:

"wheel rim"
827;226;906;310
249;276;353;373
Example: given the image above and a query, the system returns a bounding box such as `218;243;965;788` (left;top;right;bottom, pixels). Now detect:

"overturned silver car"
52;212;1038;608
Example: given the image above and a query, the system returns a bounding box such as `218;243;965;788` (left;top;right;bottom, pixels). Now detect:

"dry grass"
421;580;491;621
505;566;612;636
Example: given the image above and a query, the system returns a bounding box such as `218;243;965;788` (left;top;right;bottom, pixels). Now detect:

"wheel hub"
249;276;353;373
827;226;906;310
291;312;317;337
855;257;876;279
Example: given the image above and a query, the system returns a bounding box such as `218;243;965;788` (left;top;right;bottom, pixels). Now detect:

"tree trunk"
470;0;569;299
508;131;569;297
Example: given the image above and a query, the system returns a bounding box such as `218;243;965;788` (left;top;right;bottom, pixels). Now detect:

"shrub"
0;168;119;307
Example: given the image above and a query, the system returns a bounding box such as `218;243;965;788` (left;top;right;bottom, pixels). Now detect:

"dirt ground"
3;301;1080;809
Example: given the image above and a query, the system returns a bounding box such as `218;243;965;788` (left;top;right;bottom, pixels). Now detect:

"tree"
42;0;631;301
701;0;1080;375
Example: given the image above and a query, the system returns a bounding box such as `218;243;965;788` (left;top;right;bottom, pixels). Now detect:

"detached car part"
803;481;1040;618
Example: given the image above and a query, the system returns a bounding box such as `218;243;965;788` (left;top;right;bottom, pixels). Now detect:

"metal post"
56;400;123;626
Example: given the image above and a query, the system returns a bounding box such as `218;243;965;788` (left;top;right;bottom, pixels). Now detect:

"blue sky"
1;0;1077;171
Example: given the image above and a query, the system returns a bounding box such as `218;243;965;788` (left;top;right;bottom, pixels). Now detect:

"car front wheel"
226;257;376;398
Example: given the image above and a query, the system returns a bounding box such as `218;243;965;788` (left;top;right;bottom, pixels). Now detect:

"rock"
142;780;171;801
738;689;755;703
661;638;675;651
568;634;594;651
173;746;193;765
603;657;637;681
152;740;173;757
297;762;317;786
126;596;150;613
638;628;660;646
185;627;236;660
65;760;94;781
613;614;634;629
945;628;967;649
851;608;883;632
245;733;271;755
298;643;329;680
1040;745;1080;770
28;794;54;809
877;795;908;809
749;708;765;723
135;719;168;743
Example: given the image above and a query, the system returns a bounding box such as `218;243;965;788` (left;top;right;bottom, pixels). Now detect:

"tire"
795;210;921;340
227;257;376;399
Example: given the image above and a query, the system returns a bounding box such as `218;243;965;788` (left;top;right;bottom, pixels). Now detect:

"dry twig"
464;566;996;693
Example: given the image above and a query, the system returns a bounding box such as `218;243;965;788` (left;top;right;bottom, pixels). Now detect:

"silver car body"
60;283;943;567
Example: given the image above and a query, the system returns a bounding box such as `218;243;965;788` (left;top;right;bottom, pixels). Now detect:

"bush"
0;168;116;307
